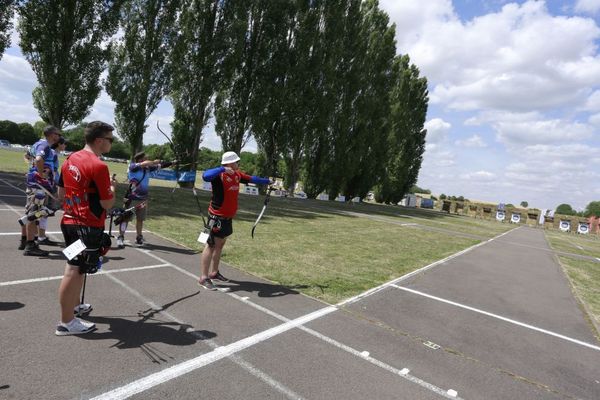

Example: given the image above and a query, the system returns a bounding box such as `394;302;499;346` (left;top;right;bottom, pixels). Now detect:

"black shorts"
210;215;233;239
61;224;104;267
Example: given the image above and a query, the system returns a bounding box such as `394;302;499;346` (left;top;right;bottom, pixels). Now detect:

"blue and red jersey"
203;166;269;218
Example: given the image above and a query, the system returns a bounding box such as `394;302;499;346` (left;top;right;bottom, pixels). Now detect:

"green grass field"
557;256;600;332
545;230;600;329
7;148;595;311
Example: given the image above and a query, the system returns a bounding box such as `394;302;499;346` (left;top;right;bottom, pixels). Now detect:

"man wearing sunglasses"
55;121;117;335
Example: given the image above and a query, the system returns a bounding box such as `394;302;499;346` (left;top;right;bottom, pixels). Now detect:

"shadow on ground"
223;279;310;298
83;291;215;363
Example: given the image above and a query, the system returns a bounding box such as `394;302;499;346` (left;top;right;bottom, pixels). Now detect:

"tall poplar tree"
17;1;121;128
0;0;15;59
214;0;269;154
105;0;180;156
249;0;297;180
170;0;234;174
338;0;396;200
376;54;428;204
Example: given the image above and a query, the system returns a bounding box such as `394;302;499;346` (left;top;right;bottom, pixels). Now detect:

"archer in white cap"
198;151;273;290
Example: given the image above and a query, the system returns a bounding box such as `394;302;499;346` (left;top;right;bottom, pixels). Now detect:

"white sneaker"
74;303;93;317
116;236;125;249
55;317;96;336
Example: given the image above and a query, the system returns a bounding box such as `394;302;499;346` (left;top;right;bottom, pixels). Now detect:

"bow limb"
157;121;183;192
251;187;274;239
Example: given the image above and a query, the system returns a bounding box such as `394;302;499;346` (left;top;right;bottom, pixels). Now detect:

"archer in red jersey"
198;151;272;290
55;121;116;336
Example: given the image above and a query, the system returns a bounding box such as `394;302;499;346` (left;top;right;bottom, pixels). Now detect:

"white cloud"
575;0;600;14
588;112;600;126
583;89;600;111
385;0;600;112
424;117;451;144
459;170;496;181
455;134;486;147
495;118;592;145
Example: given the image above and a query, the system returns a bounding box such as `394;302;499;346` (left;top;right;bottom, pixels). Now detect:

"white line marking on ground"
127;247;464;399
90;307;336;400
103;273;306;400
0;264;170;286
0;178;27;194
391;285;600;352
0;200;24;216
337;227;519;307
0;230;144;236
296;323;462;399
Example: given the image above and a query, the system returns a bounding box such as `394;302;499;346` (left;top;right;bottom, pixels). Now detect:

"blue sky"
1;0;600;210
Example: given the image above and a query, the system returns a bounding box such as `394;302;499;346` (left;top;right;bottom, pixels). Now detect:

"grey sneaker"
198;278;217;291
74;303;93;317
209;271;229;282
116;236;125;249
55;317;96;336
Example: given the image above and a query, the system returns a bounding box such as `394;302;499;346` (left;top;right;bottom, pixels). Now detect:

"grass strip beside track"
557;256;600;334
1;148;511;304
545;230;600;259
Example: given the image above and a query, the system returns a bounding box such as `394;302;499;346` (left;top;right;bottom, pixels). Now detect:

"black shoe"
18;237;26;250
37;237;59;246
209;271;229;282
23;242;49;257
135;235;144;246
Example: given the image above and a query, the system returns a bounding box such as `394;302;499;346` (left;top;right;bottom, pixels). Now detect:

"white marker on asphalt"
447;389;458;397
399;368;410;375
360;351;370;357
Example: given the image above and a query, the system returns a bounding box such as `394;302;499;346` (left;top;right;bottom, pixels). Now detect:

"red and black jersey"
205;168;251;218
58;150;113;228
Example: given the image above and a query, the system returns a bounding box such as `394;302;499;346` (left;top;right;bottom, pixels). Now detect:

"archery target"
577;222;589;234
510;213;521;223
559;220;571;232
496;211;505;222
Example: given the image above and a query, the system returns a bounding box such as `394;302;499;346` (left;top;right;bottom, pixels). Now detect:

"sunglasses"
101;136;114;144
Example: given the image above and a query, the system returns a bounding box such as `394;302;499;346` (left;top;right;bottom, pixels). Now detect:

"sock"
20;235;26;241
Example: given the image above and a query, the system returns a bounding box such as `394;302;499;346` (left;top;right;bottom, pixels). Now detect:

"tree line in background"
0;119;130;159
0;0;428;202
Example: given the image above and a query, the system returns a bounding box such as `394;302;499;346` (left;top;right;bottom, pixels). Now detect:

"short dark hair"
84;121;114;144
43;125;60;137
51;137;67;149
134;151;145;162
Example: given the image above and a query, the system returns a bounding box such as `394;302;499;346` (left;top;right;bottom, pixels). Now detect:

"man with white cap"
199;151;272;290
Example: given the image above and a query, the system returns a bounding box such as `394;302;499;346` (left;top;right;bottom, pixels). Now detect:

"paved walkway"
0;172;598;399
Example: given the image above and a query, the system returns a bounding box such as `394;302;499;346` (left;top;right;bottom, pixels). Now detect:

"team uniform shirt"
26;139;55;188
49;148;60;184
127;162;160;200
203;166;270;218
58;150;113;228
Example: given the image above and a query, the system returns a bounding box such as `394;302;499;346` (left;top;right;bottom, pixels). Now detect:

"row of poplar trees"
1;0;428;204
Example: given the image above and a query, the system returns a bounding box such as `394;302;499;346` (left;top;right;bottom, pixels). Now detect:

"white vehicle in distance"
0;139;11;148
294;191;307;199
